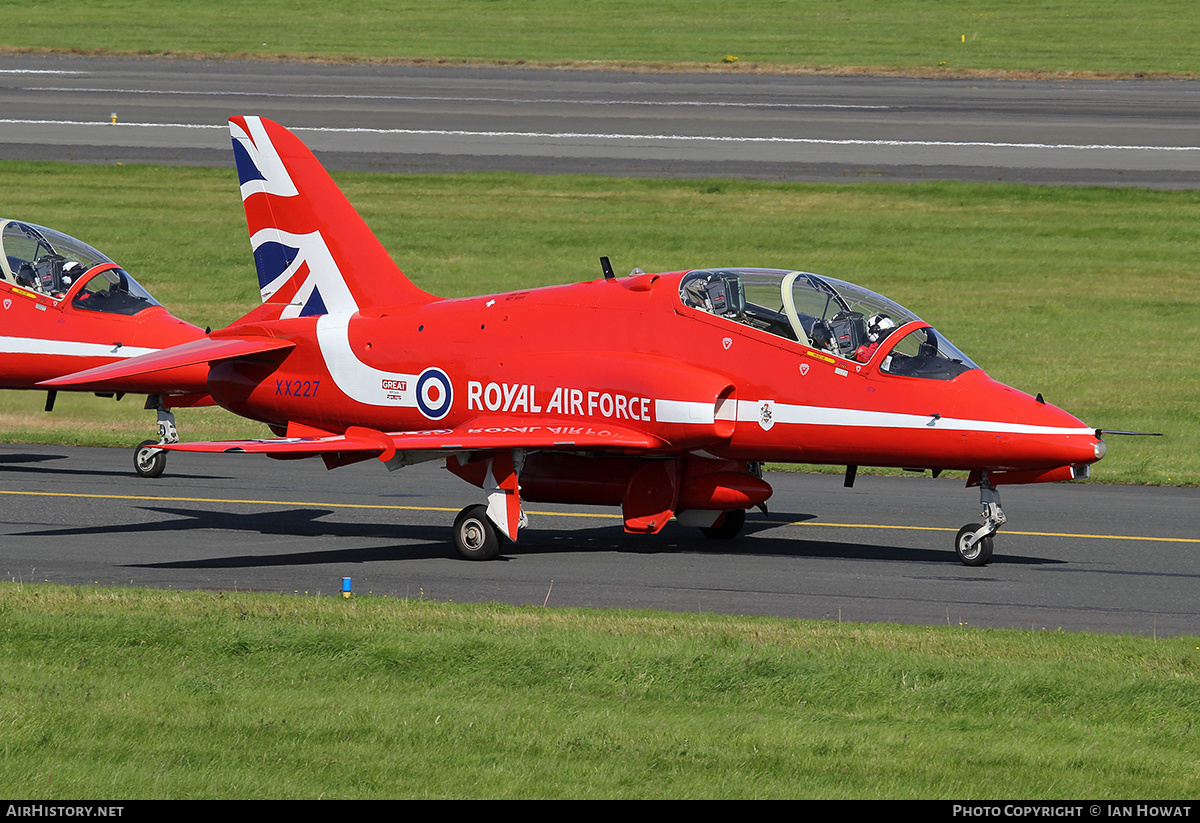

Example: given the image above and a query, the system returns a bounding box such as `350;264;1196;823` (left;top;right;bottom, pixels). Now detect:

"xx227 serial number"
276;379;320;397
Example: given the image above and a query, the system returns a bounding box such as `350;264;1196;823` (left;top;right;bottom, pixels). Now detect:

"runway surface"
3;444;1198;637
3;54;1199;186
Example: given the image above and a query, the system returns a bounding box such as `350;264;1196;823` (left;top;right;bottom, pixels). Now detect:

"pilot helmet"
867;313;895;342
61;260;80;288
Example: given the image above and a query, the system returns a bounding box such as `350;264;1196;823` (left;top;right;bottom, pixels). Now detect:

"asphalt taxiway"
3;444;1197;636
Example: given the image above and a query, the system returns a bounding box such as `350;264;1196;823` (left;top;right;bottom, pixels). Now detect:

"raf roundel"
415;367;454;420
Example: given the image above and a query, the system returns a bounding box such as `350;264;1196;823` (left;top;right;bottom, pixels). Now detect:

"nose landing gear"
133;396;178;478
954;474;1005;566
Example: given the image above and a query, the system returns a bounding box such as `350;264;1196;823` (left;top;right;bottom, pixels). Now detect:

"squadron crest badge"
758;400;775;431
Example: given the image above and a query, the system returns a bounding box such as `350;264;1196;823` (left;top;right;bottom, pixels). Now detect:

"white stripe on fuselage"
0;336;158;359
655;398;715;424
736;400;1093;437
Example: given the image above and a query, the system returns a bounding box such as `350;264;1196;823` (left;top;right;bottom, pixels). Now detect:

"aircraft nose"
1019;393;1104;465
960;378;1104;470
1033;396;1104;465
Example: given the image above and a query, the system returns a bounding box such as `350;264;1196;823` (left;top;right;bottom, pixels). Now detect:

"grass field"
3;1;1198;77
2;584;1198;799
2;161;1195;484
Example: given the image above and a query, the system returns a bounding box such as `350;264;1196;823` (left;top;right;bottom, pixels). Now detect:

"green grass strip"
1;583;1198;799
3;1;1199;76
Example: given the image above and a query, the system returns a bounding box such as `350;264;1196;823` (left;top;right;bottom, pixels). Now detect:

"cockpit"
0;219;163;316
679;268;979;380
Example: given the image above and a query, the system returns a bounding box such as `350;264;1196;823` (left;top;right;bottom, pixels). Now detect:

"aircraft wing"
38;336;296;391
160;417;665;463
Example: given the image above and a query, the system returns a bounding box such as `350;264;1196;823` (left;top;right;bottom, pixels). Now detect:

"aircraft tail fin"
228;116;433;321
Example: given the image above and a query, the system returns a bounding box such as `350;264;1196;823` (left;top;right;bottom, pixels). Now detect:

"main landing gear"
451;504;753;560
700;508;747;539
133;397;178;479
453;504;502;561
954;474;1006;567
450;503;755;560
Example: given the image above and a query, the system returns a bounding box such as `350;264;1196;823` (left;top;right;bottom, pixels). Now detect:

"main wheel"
453;505;500;561
134;440;167;478
955;523;994;566
700;509;747;539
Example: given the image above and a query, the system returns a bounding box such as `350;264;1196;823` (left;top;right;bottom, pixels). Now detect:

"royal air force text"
467;382;653;421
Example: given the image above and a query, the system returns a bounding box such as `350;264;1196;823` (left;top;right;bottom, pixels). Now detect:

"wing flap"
160;416;664;459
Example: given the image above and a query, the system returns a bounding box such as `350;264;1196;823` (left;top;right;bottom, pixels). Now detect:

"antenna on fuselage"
600;256;615;279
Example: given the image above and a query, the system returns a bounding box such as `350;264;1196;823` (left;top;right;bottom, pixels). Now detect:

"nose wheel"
134;440;167;478
955;524;994;566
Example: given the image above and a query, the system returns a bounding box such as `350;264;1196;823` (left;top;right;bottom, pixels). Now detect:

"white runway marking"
0;70;87;75
1;118;1196;154
23;85;890;109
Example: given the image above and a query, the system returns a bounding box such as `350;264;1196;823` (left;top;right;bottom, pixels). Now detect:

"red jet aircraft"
46;116;1111;566
1;218;210;471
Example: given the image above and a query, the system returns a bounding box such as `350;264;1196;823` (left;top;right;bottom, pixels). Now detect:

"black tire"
701;509;746;539
955;523;994;566
134;440;167;478
453;505;500;561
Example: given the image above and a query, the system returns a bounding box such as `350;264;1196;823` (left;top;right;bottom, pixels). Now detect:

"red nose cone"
954;375;1103;472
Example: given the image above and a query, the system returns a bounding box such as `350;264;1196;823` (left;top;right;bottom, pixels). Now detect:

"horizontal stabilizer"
39;336;295;391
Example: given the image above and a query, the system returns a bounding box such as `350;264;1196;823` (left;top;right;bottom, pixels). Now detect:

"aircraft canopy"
0;219;163;315
679;268;979;380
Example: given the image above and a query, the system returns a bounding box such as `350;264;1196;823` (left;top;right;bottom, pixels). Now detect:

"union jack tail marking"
229;116;433;320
